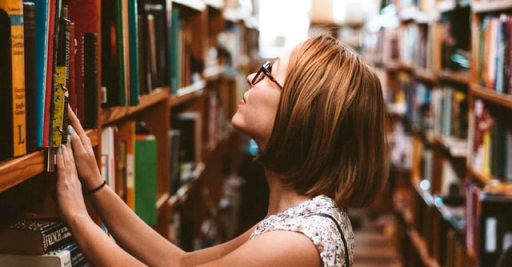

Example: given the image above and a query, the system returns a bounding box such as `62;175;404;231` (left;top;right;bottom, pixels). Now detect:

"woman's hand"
56;144;90;224
67;106;103;190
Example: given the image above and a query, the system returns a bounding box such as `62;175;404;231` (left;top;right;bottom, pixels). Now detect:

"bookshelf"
0;130;99;192
0;0;258;256
363;0;512;266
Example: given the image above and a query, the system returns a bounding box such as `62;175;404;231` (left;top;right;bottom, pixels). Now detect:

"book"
119;122;135;209
0;249;72;267
68;0;99;125
83;32;98;129
0;219;73;255
23;1;36;153
42;0;56;147
0;8;12;158
100;0;124;107
33;0;50;148
135;133;157;226
128;0;140;106
0;0;27;159
0;242;88;267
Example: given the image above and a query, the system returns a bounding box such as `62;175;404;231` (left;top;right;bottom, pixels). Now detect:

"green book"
135;134;157;226
128;0;140;106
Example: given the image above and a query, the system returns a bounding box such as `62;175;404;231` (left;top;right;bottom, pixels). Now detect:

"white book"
0;249;71;267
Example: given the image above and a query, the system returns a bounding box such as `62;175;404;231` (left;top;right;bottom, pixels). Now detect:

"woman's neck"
264;169;310;216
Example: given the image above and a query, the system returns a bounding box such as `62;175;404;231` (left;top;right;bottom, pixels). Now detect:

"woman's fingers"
70;126;89;158
56;147;65;172
67;106;90;146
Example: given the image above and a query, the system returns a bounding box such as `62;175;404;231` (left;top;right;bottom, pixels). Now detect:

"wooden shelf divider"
0;129;99;193
470;83;512;109
439;70;470;85
472;0;512;14
101;88;169;126
170;80;206;107
414;68;439;84
172;0;206;11
168;162;206;209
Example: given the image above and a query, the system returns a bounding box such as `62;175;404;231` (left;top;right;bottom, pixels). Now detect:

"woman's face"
232;51;290;149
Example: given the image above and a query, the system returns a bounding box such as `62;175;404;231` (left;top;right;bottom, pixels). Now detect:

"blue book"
33;0;49;147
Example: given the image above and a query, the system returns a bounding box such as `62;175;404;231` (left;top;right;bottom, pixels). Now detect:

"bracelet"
83;181;107;195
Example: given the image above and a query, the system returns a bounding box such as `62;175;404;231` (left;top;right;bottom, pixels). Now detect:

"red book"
42;0;55;147
68;22;77;115
68;0;99;125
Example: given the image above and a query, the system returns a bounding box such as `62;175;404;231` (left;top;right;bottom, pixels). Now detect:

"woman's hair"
257;33;388;209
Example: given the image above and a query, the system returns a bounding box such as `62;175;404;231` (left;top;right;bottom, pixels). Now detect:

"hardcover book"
0;0;27;159
0;219;73;255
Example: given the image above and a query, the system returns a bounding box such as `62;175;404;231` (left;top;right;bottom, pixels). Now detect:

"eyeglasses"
251;61;283;89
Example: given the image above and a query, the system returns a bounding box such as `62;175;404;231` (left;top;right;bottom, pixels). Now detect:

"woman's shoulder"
251;195;354;267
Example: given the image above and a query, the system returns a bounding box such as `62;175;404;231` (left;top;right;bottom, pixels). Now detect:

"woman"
56;33;387;267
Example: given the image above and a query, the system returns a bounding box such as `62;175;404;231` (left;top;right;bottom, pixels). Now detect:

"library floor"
351;209;403;267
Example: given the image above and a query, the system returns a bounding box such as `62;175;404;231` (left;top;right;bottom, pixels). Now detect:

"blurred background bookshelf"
363;0;512;266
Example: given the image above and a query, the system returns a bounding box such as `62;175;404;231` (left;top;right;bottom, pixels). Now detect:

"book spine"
0;2;12;159
0;0;27;157
23;2;36;153
128;0;140;106
42;226;73;253
50;15;70;147
33;0;49;148
42;0;56;147
83;32;97;129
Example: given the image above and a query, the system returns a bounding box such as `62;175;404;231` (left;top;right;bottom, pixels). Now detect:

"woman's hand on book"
56;144;90;224
67;106;103;190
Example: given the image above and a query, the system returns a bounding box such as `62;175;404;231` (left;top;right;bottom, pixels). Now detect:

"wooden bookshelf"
203;0;223;10
439;70;471;85
408;228;441;267
203;65;224;81
170;82;206;107
437;0;456;13
414;68;439;84
172;0;206;11
0;130;99;193
385;61;413;72
472;0;512;14
467;165;492;185
156;192;171;210
101;89;170;126
167;162;205;210
470;83;512;109
429;134;467;158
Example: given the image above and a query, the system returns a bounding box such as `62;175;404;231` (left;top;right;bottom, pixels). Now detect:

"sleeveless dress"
250;195;354;267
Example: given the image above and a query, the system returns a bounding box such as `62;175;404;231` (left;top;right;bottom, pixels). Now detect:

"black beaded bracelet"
83;180;107;195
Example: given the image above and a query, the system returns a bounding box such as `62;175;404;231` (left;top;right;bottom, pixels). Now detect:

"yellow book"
0;0;26;157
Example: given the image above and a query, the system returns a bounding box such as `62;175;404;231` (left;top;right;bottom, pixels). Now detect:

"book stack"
0;219;89;266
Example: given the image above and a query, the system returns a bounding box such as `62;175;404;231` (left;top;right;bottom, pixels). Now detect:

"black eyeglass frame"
251;61;283;89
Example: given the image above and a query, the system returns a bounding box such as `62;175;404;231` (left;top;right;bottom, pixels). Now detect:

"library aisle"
352;210;403;267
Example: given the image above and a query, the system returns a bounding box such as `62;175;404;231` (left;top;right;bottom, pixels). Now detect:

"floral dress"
250;195;354;267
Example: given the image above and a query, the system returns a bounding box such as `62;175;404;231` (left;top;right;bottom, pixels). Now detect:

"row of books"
102;0;210;105
398;75;468;141
101;123;157;226
470;100;512;182
477;14;512;94
0;0;98;160
399;22;441;72
0;219;89;266
465;182;512;266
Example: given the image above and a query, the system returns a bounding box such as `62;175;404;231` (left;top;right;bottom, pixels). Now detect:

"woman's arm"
56;144;146;267
65;107;255;266
195;231;322;267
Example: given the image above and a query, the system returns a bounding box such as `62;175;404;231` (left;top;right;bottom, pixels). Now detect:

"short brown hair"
257;34;388;209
